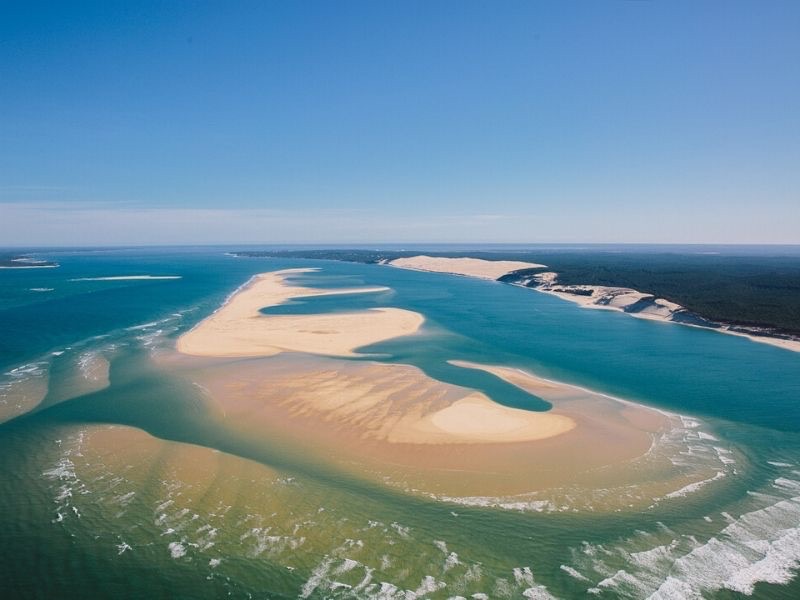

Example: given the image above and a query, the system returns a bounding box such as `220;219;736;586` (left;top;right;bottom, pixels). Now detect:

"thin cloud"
0;203;544;246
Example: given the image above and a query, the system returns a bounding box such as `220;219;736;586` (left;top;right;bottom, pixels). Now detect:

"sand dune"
389;255;545;279
177;269;423;358
527;274;800;352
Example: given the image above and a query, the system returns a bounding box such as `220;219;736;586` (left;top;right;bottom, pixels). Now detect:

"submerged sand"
177;269;423;358
163;351;726;503
174;269;575;445
389;256;545;279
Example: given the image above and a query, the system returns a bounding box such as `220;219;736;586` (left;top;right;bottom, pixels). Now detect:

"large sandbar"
177;269;424;358
164;352;731;505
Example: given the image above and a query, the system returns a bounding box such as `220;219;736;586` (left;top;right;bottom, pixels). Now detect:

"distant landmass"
231;248;800;344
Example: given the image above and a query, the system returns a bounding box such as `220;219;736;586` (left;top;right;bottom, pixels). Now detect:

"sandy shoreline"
167;352;731;505
175;268;579;445
176;269;424;358
389;255;800;353
533;283;800;352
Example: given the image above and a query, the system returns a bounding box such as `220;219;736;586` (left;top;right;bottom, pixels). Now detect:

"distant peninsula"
231;248;800;352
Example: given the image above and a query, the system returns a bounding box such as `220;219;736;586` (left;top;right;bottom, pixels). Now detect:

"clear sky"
1;1;798;245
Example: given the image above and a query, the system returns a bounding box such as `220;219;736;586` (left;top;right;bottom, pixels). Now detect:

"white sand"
177;269;424;358
389;256;546;280
536;285;800;352
407;392;576;443
714;327;800;353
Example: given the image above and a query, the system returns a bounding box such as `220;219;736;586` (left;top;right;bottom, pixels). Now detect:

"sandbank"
176;269;424;358
534;282;800;353
389;255;545;279
166;352;730;505
408;393;574;443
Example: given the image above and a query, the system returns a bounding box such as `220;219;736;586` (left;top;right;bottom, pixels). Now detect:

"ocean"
1;246;799;599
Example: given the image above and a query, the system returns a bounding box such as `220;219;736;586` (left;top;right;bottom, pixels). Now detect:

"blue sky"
1;1;798;245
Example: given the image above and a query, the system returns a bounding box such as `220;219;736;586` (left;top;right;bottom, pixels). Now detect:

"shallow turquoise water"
1;248;800;598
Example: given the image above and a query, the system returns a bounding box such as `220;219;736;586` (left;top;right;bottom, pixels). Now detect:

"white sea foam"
117;542;132;555
0;360;49;420
0;264;58;269
513;567;535;586
168;542;186;558
433;494;557;513
70;275;182;281
77;351;107;382
522;585;558;599
300;557;334;598
566;476;800;597
335;558;360;574
43;458;76;481
413;575;446;596
560;564;590;581
125;321;161;331
390;522;411;538
661;471;727;500
30;287;54;292
3;361;47;379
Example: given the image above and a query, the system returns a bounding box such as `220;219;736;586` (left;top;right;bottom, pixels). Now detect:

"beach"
389;255;800;353
176;268;423;357
162;349;731;506
389;255;545;279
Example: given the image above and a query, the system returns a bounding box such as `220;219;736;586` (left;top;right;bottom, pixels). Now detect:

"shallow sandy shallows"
163;352;734;505
389;255;545;279
177;269;423;357
176;268;573;445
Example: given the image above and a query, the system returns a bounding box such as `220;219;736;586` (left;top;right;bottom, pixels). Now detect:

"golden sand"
167;353;691;498
176;269;424;358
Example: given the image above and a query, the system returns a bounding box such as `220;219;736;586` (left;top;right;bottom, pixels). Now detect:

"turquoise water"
1;248;800;598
